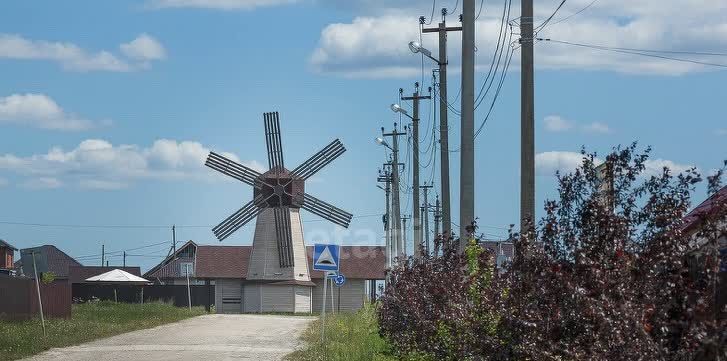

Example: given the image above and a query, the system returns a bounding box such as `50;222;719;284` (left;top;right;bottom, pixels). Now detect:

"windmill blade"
273;207;294;268
212;195;265;241
205;152;261;187
264;112;285;170
301;193;353;228
291;139;346;180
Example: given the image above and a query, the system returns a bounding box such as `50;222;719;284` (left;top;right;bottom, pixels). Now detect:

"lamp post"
376;127;405;261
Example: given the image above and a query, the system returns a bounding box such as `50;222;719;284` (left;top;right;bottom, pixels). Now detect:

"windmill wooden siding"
247;209;310;282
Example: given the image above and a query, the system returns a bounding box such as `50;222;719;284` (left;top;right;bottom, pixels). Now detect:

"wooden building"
144;241;385;314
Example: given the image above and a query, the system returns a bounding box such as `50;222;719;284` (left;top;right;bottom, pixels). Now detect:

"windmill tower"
205;111;352;313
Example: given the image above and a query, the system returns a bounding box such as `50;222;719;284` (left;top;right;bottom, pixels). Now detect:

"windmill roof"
85;269;150;284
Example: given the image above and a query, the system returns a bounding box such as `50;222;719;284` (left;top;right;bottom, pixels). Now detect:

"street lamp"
408;41;441;65
375;137;392;150
390;104;413;120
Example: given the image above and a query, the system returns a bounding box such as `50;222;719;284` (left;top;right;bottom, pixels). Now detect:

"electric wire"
545;0;598;28
538;38;727;68
474;0;511;108
534;0;567;33
476;0;486;20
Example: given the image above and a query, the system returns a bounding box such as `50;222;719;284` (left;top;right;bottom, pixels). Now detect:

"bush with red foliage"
378;144;726;361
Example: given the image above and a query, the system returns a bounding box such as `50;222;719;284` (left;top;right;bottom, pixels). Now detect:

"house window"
180;262;194;276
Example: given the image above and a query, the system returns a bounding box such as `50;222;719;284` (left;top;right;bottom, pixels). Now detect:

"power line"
538;38;727;68
475;0;485;20
425;0;437;25
475;44;516;138
534;0;566;33
545;0;598;28
474;0;511;108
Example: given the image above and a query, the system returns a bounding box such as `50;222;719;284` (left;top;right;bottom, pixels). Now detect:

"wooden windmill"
205;112;352;284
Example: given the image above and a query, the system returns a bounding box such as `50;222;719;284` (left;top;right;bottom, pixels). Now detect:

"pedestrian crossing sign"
313;244;340;271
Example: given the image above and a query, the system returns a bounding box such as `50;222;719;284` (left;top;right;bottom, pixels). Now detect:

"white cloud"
0;139;262;189
544;115;573;132
148;0;298;10
23;177;62;189
536;151;595;176
536;150;695;177
120;34;166;61
310;0;727;77
0;93;108;131
582;122;611;134
0;33;165;72
543;115;611;133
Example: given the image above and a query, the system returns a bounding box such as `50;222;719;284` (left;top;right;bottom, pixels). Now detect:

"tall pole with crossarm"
460;0;476;251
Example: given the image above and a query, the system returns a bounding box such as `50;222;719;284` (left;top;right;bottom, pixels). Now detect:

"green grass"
0;301;206;361
285;303;398;361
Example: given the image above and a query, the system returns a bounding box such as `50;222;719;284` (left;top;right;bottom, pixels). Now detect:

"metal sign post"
31;252;46;337
313;244;341;342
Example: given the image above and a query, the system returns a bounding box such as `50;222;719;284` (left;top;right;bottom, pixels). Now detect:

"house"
480;240;515;271
0;239;17;275
145;241;385;314
13;245;81;279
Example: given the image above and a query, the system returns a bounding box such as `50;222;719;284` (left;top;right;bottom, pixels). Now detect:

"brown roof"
195;245;251;279
0;239;17;251
682;185;727;234
307;246;386;280
69;266;141;284
144;243;386;280
14;245;81;278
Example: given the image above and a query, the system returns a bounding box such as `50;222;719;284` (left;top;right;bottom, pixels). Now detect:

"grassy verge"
0;301;205;360
286;303;397;361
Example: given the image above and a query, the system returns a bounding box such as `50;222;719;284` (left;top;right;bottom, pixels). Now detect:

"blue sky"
1;0;725;271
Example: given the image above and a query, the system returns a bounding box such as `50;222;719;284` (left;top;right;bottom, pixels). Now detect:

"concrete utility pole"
401;85;431;259
460;0;476;251
101;244;105;267
377;168;393;269
401;215;410;258
423;13;461;243
520;0;535;234
123;251;126;267
434;195;441;257
382;125;406;262
421;183;434;256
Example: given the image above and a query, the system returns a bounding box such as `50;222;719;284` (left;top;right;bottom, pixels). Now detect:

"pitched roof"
144;244;387;280
307;246;386;279
14;245;81;278
0;239;17;250
143;240;196;279
682;185;727;234
195;245;251;278
85;269;150;284
69;266;141;284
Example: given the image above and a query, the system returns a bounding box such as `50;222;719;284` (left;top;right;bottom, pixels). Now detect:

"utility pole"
123;251;126;267
172;225;177;253
460;0;476;251
401;84;431;259
434;195;441;257
401;215;410;258
377;168;393;269
421;183;434;256
381;125;406;263
101;244;105;267
106;260;109;267
520;0;535;234
422;10;461;243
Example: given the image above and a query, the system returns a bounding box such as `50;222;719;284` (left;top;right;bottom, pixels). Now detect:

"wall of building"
312;278;367;313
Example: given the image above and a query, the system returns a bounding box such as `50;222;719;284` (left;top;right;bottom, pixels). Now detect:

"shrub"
378;144;726;361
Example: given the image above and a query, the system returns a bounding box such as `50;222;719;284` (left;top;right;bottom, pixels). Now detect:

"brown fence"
0;275;72;321
73;284;215;311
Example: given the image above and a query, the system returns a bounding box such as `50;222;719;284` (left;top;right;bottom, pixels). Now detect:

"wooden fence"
73;284;215;311
0;275;72;320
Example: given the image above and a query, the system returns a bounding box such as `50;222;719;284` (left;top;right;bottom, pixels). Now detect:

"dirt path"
22;314;315;361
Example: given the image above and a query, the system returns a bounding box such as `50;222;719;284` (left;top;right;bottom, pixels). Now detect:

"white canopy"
85;269;150;284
